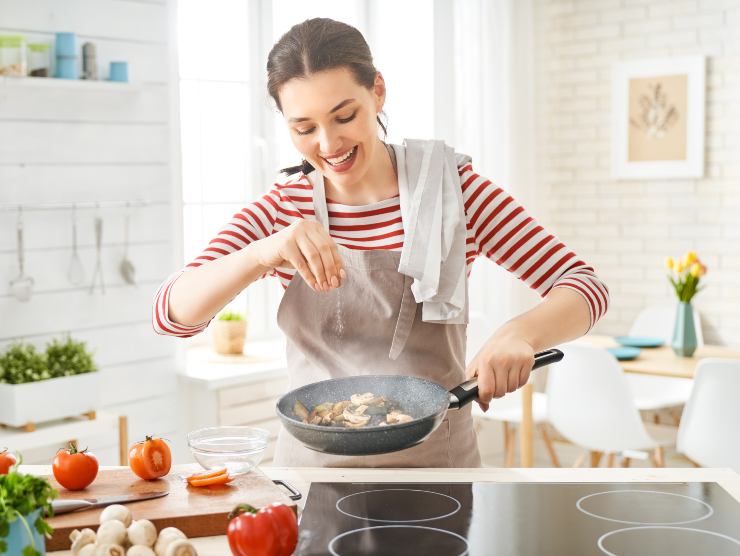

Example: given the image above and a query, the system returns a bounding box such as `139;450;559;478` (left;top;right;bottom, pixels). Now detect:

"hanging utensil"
89;212;105;294
9;207;34;302
67;204;85;286
119;202;136;285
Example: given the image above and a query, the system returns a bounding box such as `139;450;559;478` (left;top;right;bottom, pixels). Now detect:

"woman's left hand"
465;333;535;412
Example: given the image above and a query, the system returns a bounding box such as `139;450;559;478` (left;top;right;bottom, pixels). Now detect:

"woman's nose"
318;129;341;156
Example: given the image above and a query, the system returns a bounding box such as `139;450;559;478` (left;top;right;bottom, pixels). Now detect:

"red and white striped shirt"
153;162;609;337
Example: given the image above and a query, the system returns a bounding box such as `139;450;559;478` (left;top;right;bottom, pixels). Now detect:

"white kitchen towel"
391;139;471;324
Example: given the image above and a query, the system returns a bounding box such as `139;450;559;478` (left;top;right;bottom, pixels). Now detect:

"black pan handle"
448;348;564;410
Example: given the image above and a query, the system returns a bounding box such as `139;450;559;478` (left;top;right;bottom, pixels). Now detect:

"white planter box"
0;372;101;428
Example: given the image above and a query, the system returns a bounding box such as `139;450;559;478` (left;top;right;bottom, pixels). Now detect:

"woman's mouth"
321;145;358;173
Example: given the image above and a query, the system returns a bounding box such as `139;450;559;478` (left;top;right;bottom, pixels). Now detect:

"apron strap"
389;274;417;360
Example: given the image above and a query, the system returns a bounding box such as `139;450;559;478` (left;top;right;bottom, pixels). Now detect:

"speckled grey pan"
276;349;564;456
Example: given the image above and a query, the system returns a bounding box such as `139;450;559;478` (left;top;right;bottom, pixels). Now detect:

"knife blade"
51;491;169;515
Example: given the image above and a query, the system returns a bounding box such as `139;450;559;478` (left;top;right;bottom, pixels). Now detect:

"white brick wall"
534;0;740;345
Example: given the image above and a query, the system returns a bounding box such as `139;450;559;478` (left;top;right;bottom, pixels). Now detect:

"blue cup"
109;61;129;83
55;57;78;79
54;32;76;57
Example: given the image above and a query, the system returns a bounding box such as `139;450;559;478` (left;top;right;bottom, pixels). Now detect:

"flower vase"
671;301;697;357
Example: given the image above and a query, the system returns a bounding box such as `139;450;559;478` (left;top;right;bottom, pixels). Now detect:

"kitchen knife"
51;491;169;515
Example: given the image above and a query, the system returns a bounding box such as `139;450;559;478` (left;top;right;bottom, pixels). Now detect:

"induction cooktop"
295;482;740;555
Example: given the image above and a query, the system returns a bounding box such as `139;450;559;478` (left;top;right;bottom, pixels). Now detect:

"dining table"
516;334;740;467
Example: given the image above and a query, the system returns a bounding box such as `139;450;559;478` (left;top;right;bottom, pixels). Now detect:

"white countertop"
179;338;288;389
33;465;740;556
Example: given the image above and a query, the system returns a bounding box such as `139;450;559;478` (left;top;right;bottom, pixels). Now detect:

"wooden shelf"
0;76;141;93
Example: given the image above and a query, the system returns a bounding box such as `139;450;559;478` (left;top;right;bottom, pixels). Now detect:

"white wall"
0;0;182;463
534;0;740;344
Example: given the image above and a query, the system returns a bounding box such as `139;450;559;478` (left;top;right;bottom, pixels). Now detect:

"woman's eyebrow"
288;98;356;123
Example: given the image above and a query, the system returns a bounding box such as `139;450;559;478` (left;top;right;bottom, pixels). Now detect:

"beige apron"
272;149;481;468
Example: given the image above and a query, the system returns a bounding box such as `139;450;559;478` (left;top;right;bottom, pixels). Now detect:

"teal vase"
671;301;697;357
1;508;45;555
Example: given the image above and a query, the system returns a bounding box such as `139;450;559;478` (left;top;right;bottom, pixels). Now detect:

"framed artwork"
612;56;705;179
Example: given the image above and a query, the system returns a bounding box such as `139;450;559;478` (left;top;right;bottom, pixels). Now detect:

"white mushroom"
127;547;156;556
154;528;186;556
79;545;96;556
70;528;97;555
95;544;126;556
164;539;198;556
342;407;370;425
350;392;376;405
100;504;133;527
96;520;127;546
128;519;157;547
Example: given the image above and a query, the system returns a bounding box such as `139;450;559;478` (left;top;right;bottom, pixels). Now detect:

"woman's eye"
337;111;357;124
296;127;315;136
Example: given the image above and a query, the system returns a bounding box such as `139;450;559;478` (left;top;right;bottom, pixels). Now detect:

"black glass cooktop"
296;482;740;555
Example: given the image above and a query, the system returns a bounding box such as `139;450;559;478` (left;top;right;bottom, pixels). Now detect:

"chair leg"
606;453;615;468
620;457;631;468
503;422;516;467
650;446;665;468
573;451;586;468
538;424;560;468
653;412;661;424
589;451;603;468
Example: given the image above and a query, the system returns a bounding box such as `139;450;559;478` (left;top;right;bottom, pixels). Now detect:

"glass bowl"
187;426;269;475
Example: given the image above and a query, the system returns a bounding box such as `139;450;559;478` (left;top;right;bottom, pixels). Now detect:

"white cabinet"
179;340;288;465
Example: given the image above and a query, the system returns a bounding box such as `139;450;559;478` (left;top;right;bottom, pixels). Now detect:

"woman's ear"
374;72;386;112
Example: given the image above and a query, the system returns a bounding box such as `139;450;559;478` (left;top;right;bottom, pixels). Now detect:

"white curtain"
451;0;540;330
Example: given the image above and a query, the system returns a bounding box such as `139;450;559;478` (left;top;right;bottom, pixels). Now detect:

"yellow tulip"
684;250;698;266
676;261;685;273
690;263;702;278
665;256;674;270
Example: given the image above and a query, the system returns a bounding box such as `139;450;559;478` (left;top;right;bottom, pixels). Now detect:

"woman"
154;18;609;467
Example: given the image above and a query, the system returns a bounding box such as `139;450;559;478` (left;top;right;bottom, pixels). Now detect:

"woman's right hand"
253;219;345;292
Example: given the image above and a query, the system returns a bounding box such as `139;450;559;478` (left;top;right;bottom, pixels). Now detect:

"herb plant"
0;336;97;385
45;336;97;378
218;311;244;321
0;460;57;556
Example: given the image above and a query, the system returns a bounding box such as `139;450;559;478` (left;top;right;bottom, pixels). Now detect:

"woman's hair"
266;18;387;175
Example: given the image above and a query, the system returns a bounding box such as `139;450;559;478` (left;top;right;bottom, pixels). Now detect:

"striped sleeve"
152;180;289;337
460;164;610;331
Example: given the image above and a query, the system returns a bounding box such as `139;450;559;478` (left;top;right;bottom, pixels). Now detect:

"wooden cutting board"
45;464;299;552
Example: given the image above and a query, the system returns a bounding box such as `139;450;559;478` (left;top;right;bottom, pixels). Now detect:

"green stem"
13;509;37;552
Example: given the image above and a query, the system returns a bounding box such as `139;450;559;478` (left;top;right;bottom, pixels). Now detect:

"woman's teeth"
325;146;356;166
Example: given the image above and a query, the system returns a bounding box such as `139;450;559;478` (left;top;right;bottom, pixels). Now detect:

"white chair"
467;311;559;467
546;343;676;467
624;304;702;419
677;358;740;473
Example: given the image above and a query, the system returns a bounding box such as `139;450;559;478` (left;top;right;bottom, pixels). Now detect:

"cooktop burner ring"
328;525;470;556
335;488;462;523
597;525;740;556
576;489;714;525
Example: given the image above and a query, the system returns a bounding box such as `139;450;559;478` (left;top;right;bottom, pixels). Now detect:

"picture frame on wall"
611;56;705;180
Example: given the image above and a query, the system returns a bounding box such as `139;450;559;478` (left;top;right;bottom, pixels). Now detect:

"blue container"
0;508;46;555
54;32;76;57
672;301;697;357
55;56;78;79
109;61;129;83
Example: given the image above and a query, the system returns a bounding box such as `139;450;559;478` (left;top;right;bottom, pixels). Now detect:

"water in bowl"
190;434;268;475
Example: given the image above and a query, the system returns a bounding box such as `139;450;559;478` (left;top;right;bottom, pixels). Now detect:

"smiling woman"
154;17;609;469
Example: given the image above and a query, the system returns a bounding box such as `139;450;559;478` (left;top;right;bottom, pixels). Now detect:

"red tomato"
128;436;171;480
52;443;99;490
227;503;298;556
0;448;17;475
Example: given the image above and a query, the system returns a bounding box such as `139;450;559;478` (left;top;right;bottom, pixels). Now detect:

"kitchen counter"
27;465;739;555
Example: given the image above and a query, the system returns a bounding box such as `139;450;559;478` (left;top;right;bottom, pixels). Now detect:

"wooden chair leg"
503;422;516;467
606;453;615;468
653;412;660;424
620;457;631;468
589;451;603;468
650;446;665;468
118;415;129;466
538;424;560;468
573;451;586;468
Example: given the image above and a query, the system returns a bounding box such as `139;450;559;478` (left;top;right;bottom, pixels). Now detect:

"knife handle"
51;499;94;515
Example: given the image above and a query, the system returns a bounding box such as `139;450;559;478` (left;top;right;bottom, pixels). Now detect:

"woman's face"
278;67;385;185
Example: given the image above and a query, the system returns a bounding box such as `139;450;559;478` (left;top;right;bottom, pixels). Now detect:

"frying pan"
276;348;564;456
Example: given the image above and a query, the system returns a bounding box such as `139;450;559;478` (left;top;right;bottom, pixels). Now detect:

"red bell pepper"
227;503;298;556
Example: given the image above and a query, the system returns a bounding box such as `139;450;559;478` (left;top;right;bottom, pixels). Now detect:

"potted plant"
212;311;247;355
0;458;57;556
0;336;100;429
665;250;707;357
